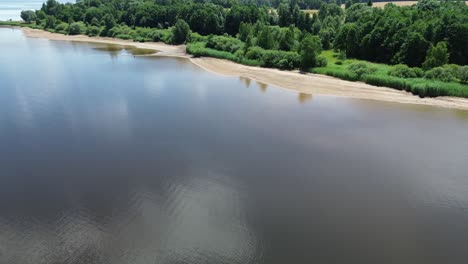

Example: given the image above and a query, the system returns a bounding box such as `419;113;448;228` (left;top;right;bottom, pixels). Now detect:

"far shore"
6;26;468;110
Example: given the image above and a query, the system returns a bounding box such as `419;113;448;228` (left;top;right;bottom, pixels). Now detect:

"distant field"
340;1;419;8
303;1;467;13
345;1;468;8
302;9;319;14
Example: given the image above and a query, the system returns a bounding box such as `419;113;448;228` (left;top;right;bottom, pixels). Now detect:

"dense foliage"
15;0;468;97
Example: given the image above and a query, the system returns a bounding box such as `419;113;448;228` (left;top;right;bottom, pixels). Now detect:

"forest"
10;0;468;97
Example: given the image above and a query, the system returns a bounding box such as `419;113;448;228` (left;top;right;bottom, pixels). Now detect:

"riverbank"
11;26;468;110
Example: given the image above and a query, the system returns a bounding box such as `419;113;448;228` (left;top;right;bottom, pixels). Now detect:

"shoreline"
10;26;468;110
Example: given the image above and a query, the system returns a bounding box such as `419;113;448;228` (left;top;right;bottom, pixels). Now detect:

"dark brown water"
1;28;468;264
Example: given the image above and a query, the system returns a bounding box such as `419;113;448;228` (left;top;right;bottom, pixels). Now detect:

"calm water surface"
1;28;468;264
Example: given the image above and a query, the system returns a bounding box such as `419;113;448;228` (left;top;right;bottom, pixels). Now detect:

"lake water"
1;28;468;264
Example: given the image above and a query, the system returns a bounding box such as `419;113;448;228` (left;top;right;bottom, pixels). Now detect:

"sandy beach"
15;27;468;110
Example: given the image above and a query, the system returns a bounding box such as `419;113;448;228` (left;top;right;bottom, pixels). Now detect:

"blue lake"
1;28;468;264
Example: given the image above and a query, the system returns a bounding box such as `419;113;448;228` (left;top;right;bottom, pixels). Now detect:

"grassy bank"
313;51;468;98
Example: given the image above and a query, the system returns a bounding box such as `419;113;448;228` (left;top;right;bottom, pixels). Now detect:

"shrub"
337;51;346;60
422;41;449;69
86;26;101;36
316;55;328;67
442;64;460;78
54;22;68;34
206;35;244;53
133;27;153;39
187;42;235;60
245;46;300;69
262;50;300;69
278;59;293;69
44;16;56;29
335;60;343;65
424;67;455;82
133;36;150;42
347;62;377;78
146;29;172;43
115;34;132;40
413;67;424;78
190;32;208;42
108;25;133;38
244;46;264;61
459;66;468;84
68;22;86;35
388;64;424;78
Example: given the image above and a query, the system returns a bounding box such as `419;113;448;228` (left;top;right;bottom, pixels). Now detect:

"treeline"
22;0;467;67
17;0;468;97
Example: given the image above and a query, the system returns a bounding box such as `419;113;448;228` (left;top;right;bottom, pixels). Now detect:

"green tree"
459;66;468;84
422;41;449;69
68;22;86;35
171;19;191;44
44;15;56;29
238;22;252;42
20;10;37;23
299;34;322;69
279;25;295;51
393;32;429;67
257;26;275;50
277;3;291;27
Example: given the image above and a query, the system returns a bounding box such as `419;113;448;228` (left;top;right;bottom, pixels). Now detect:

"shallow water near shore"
1;28;468;264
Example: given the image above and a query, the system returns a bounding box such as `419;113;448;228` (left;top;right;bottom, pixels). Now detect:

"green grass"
313;50;468;98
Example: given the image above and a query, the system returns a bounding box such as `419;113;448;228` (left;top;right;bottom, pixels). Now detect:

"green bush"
133;36;150;42
108;25;133;38
337;51;346;60
146;29;172;43
54;22;68;34
206;35;244;53
115;34;132;40
459;66;468;84
424;66;455;82
347;62;377;77
388;64;424;78
245;46;300;69
86;26;101;36
442;64;461;78
316;55;328;67
190;32;208;42
335;60;343;65
68;22;86;35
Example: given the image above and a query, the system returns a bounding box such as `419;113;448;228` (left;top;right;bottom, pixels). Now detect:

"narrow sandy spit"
16;27;468;110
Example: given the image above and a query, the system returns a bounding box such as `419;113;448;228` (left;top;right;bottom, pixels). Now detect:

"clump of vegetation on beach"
3;0;467;98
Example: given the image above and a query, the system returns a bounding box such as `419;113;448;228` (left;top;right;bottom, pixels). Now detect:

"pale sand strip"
17;27;468;110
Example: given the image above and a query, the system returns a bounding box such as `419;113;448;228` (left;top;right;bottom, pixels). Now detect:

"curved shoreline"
14;26;468;110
